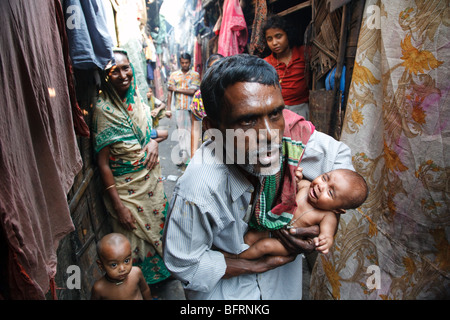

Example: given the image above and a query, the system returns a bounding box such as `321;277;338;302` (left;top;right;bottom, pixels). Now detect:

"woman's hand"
143;139;159;170
116;205;137;230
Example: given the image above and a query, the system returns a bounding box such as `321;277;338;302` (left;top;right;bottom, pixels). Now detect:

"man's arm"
223;255;296;278
163;194;298;291
174;87;197;96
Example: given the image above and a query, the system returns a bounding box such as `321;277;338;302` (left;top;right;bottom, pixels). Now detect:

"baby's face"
308;170;353;211
99;241;133;282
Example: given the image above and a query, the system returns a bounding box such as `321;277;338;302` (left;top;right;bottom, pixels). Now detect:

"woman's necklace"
276;49;292;84
287;194;316;229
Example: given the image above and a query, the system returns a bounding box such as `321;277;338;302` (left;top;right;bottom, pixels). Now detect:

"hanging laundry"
248;0;267;56
0;0;83;299
217;0;248;57
64;0;114;69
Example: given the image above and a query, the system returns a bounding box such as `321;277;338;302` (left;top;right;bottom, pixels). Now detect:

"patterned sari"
92;60;170;284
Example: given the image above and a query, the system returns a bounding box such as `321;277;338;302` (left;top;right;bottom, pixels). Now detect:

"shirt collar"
227;164;256;202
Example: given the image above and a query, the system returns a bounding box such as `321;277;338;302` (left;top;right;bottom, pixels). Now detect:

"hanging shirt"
217;0;248;56
264;46;309;105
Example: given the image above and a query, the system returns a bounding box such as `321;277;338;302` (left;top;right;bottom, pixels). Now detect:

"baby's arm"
314;212;338;254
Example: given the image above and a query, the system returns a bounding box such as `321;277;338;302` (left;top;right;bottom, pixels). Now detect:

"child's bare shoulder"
91;277;108;299
131;266;143;275
129;266;144;281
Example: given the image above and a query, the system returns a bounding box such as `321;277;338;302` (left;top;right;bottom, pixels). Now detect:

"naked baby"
225;168;368;258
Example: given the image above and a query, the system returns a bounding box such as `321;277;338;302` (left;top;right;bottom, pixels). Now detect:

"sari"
92;57;170;284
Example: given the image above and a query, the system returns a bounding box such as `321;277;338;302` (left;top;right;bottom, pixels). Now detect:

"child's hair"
338;169;369;209
96;233;129;258
262;14;301;48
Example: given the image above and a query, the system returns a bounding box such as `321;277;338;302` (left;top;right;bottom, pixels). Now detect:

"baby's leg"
238;237;290;260
244;229;269;246
221;229;269;259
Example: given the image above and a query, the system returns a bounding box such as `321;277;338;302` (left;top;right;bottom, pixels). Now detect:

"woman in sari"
92;49;170;285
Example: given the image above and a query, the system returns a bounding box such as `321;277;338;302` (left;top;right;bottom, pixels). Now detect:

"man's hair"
262;14;301;49
338;169;369;210
200;54;280;123
180;52;192;62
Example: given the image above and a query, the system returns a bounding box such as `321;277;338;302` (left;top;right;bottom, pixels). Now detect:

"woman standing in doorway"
263;15;309;119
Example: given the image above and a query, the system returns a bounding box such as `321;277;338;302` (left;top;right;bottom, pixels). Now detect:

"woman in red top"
263;15;309;119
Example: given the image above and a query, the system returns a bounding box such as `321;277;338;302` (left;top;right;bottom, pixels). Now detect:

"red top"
264;46;309;105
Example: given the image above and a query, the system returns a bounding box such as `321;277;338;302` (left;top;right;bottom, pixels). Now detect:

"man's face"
180;58;191;72
219;82;285;176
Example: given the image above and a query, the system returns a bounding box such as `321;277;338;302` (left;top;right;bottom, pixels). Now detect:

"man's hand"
272;225;319;255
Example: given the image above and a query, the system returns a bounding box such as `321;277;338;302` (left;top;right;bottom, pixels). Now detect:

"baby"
232;168;368;258
91;233;152;300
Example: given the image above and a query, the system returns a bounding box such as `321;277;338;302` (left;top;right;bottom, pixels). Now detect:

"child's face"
265;28;290;56
98;241;133;282
308;170;353;211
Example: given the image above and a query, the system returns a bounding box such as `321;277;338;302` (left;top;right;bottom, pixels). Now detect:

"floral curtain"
310;0;449;299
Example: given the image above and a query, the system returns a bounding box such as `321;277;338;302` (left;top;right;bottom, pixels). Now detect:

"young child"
91;233;152;300
230;168;368;258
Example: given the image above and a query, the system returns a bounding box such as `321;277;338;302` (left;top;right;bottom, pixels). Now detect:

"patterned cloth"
190;89;206;121
310;0;450;299
92;59;170;284
248;0;267;56
168;69;200;110
217;0;248;57
249;109;315;230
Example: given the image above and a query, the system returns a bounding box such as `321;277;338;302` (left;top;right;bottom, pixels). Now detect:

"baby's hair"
338;169;369;209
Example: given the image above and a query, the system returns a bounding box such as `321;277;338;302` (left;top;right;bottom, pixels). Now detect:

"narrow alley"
0;0;448;305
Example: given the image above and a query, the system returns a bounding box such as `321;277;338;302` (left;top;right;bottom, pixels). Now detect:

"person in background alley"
93;49;171;288
189;53;224;158
167;53;200;167
163;54;355;300
263;15;310;120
